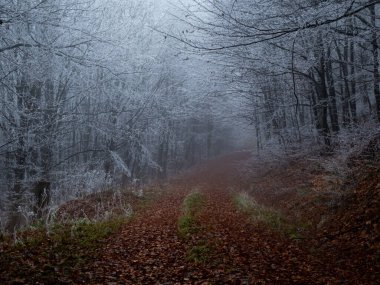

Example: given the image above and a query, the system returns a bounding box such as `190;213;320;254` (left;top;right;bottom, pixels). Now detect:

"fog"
0;0;378;231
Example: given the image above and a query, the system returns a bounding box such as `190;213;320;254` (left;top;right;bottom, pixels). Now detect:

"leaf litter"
1;151;379;284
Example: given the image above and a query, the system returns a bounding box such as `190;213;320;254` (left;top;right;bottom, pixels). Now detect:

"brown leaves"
1;152;379;284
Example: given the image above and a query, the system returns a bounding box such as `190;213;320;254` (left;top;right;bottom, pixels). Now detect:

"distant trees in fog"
172;0;380;151
0;0;237;231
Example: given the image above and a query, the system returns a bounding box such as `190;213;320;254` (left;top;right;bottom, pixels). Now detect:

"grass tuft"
234;192;304;239
178;191;205;238
182;191;205;215
187;243;212;264
178;215;196;237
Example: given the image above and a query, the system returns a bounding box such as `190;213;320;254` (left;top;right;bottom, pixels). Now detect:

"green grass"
187;243;212;264
234;192;304;239
182;191;205;215
178;192;212;264
0;186;159;283
178;191;205;238
0;217;125;283
234;192;256;214
51;218;124;248
178;215;197;237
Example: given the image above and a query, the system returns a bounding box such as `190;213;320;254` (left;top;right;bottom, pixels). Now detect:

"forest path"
77;152;332;284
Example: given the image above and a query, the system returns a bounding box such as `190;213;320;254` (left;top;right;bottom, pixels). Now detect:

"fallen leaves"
1;151;379;284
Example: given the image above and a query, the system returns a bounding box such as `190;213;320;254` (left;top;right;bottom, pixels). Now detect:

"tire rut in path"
77;152;337;284
79;186;191;284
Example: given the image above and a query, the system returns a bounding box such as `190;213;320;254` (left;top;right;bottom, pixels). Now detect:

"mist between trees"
168;0;380;148
0;0;379;232
0;0;247;232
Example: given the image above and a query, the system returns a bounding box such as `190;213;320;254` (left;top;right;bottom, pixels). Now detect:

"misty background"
0;0;379;232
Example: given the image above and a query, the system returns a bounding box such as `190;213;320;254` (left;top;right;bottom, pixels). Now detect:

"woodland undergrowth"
0;186;155;283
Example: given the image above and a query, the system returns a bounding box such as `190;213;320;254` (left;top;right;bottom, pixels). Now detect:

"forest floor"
1;151;379;284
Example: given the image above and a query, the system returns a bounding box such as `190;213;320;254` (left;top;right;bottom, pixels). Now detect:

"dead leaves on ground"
1;151;379;284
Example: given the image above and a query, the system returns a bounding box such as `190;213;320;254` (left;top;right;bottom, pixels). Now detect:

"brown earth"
1;151;379;284
73;151;378;284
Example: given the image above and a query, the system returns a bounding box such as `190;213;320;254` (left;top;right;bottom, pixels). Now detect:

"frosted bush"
51;164;112;206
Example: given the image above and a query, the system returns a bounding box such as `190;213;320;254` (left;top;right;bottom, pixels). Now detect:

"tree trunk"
326;46;340;133
335;38;351;125
349;17;357;123
315;34;332;148
369;4;380;122
6;78;28;232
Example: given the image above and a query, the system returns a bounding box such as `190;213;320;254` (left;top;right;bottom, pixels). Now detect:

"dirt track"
75;151;377;284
